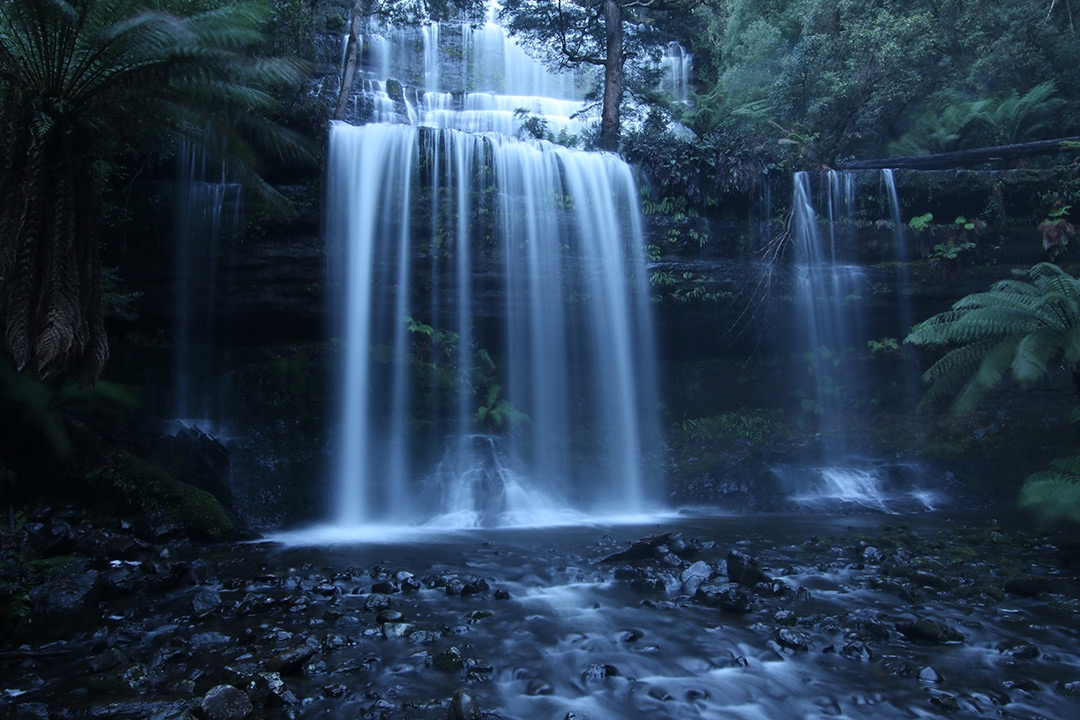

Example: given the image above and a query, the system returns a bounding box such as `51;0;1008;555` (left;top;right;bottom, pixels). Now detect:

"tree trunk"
598;0;624;152
334;0;365;122
836;137;1080;170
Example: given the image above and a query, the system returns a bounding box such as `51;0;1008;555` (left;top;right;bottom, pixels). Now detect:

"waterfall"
326;7;658;528
790;171;866;454
173;144;241;429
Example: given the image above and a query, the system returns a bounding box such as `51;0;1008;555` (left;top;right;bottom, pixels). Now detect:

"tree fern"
0;0;313;382
906;263;1080;413
1020;457;1080;525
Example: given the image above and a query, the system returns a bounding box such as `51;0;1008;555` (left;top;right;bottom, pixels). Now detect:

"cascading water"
785;171;937;512
790;170;866;450
173;144;241;430
326;6;659;528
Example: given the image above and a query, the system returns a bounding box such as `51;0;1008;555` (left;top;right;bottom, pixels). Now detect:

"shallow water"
5;512;1080;719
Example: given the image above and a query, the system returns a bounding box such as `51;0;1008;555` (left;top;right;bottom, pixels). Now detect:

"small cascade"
881;169;915;339
790;171;866;453
326;5;658;528
173;144;241;430
658;42;692;103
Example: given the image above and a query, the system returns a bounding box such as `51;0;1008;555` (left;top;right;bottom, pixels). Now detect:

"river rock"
196;684;252;720
447;689;481;720
727;550;770;587
774;628;809;652
192;588;222;616
997;641;1040;659
1003;575;1056;597
839;641;873;662
696;581;753;614
270;645;317;674
254;672;297;707
896;618;964;644
630;575;666;594
680;561;713;595
918;666;944;683
582;663;619;681
376;609;403;623
29;568;99;625
434;647;465;672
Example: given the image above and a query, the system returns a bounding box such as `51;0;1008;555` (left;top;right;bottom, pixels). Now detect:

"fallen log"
837;137;1080;171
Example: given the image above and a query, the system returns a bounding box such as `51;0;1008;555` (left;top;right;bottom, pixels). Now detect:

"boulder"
196;685;252;720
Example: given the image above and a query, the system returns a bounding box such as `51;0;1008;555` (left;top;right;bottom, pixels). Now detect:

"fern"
1020;456;1080;525
906;263;1080;413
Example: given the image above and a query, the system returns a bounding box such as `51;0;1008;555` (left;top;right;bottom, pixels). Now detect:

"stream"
4;511;1080;719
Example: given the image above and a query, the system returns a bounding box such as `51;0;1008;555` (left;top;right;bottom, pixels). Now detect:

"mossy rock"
89;453;235;541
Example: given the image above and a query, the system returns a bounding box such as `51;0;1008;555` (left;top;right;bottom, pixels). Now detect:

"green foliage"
1039;203;1075;260
474;384;528;432
88;453;235;540
679;409;782;444
906;262;1080;413
867;337;900;354
1020;455;1080;525
0;0;314;381
908;212;934;233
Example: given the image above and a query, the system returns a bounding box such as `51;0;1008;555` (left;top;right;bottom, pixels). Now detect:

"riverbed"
3;511;1079;719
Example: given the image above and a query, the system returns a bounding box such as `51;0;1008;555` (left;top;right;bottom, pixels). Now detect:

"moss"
89;453;235;541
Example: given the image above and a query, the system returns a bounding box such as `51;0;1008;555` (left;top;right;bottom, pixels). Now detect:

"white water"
790;171;866;449
326;7;659;528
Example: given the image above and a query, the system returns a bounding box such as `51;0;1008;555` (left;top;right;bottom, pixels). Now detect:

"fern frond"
1012;329;1064;385
951;336;1022;414
1020;468;1080;525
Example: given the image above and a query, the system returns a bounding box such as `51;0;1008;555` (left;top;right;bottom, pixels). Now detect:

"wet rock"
447;689;481;720
382;622;414;639
997;640;1040;659
322;683;347;698
880;655;913;677
270;645;317;674
1003;679;1041;694
774;628;809;652
1003;575;1056;597
727;550;770;587
773;610;797;626
918;666;944;683
192;588;222;616
896;618;964;645
29;568;99;625
89;647;128;673
461;577;490;596
236;593;276;616
363;593;391;612
468;609;494;623
929;691;960;711
408;629;441;645
696;581;753;614
190;631;232;648
371;579;397;594
856;618;891;642
862;546;883;564
99;564;142;596
679;561;712;596
25;518;79;556
434;647;465;672
376;609;403;623
582;663;619;681
445;578;466;597
1056;680;1080;698
13;703;49;720
839;642;873;662
254;672;297;707
630;575;666;594
599;533;675;564
196;684;252;720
